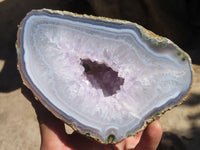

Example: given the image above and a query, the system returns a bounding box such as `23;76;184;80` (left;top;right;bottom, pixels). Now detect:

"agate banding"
16;9;193;143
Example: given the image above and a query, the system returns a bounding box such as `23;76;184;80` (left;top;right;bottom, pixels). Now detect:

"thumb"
135;120;163;150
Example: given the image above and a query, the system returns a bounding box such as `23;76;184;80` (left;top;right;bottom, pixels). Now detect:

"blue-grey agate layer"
17;9;193;143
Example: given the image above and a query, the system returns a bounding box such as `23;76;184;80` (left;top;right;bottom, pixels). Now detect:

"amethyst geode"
16;9;193;143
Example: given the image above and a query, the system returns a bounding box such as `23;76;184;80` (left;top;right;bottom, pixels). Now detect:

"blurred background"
0;0;199;149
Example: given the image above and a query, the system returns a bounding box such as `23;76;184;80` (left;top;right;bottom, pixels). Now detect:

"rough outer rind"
16;8;193;144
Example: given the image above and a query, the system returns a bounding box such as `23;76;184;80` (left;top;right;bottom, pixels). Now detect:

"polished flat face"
17;9;192;143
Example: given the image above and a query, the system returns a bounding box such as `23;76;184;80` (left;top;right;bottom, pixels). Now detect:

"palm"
40;122;143;150
22;85;162;150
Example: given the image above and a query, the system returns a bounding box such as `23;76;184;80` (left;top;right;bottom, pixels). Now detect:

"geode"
16;9;193;143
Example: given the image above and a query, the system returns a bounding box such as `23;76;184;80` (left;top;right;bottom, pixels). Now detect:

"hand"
22;85;162;150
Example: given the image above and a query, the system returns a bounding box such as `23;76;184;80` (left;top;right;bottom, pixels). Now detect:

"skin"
22;85;163;150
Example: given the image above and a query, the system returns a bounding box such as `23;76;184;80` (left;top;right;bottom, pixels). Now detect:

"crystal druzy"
16;9;193;143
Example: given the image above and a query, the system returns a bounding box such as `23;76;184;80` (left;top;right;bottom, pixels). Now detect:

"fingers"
21;86;69;149
21;85;37;102
40;122;68;150
115;131;143;149
135;120;163;150
21;85;57;124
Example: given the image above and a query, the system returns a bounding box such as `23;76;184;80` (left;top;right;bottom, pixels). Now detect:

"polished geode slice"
16;9;193;143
